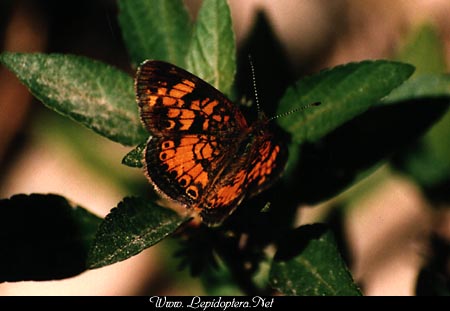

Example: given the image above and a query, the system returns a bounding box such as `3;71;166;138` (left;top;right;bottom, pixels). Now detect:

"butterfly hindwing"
144;134;226;208
199;130;287;226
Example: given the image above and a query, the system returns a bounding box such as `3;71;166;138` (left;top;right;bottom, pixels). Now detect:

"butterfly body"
136;60;287;227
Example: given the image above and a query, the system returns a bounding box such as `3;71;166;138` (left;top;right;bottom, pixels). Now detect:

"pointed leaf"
0;52;146;146
277;60;415;143
270;224;362;296
122;141;146;168
88;197;188;269
0;194;101;282
396;23;446;76
385;24;448;104
118;0;192;67
186;0;236;96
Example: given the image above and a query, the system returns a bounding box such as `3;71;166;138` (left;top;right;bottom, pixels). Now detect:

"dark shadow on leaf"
0;194;101;282
391;100;450;205
273;223;328;261
290;98;449;204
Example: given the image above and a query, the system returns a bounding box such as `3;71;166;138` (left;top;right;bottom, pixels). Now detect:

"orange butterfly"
136;60;287;227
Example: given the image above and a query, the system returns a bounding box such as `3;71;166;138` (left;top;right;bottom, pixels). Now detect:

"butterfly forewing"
136;60;247;136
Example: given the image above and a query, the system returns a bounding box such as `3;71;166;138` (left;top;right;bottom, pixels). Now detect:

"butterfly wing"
245;133;288;197
200;129;288;226
136;60;247;209
136;60;247;136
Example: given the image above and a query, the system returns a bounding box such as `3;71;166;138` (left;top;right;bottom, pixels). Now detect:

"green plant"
0;0;449;296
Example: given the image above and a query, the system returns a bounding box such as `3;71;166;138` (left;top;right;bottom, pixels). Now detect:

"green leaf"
122;141;146;168
0;52;146;146
0;194;101;282
277;60;415;143
185;0;236;96
385;23;448;104
396;23;446;76
88;197;188;269
118;0;192;67
383;74;450;104
270;224;362;296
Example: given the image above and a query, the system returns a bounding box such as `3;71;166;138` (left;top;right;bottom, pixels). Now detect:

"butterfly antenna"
248;55;261;114
268;101;321;121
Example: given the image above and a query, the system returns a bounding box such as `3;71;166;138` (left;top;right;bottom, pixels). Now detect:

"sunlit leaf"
0;52;146;146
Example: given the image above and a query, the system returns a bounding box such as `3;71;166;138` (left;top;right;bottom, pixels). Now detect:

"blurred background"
0;0;449;295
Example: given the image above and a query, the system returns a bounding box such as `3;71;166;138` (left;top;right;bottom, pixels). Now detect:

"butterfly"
135;60;288;227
